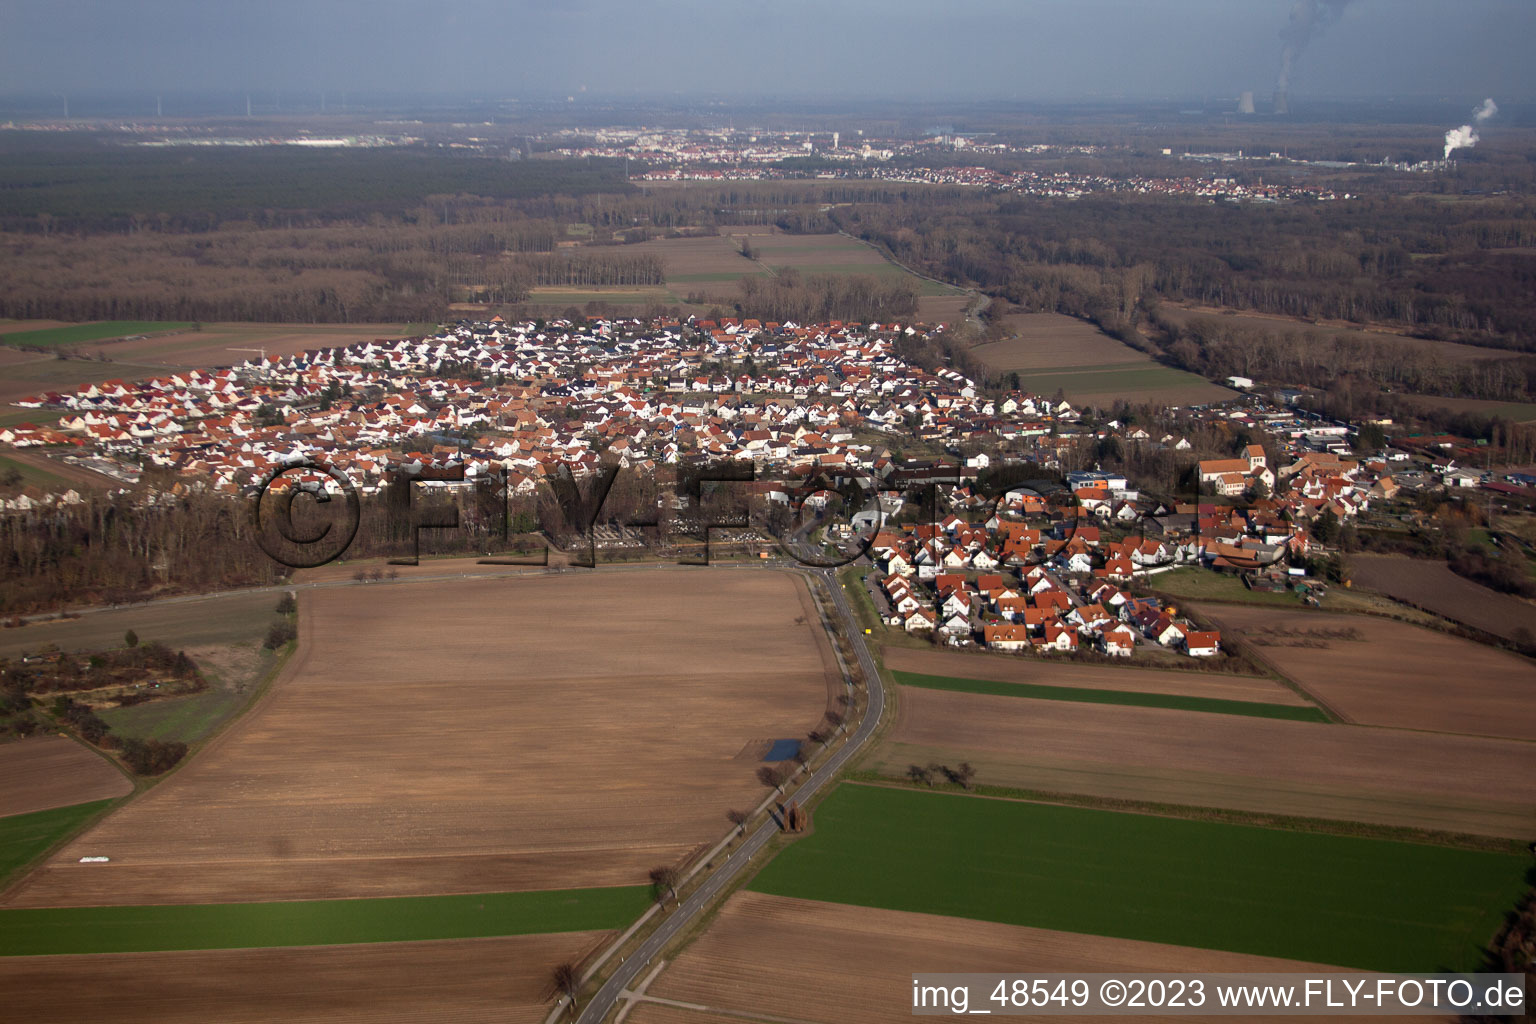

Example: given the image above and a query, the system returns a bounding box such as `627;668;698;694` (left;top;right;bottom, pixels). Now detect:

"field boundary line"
0;797;124;903
842;774;1527;851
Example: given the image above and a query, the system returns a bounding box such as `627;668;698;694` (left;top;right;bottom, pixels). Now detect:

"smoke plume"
1444;98;1499;161
1277;0;1356;92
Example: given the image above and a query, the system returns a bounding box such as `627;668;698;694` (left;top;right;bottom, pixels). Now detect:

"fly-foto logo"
250;457;1293;575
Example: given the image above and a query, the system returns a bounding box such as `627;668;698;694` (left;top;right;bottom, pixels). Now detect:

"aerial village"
0;315;1488;659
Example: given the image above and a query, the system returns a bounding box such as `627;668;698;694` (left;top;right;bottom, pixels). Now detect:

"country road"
569;564;884;1024
16;539;889;1024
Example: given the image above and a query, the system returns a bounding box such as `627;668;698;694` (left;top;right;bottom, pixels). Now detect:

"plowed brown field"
0;736;130;818
1198;605;1536;740
878;688;1536;838
1350;555;1536;643
883;646;1309;705
0;931;603;1024
643;892;1416;1024
5;570;837;906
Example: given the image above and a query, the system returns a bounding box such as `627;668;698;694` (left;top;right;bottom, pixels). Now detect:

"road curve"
571;565;884;1024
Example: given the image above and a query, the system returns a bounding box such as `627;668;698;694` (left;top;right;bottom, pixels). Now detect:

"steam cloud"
1277;0;1356;92
1444;98;1499;160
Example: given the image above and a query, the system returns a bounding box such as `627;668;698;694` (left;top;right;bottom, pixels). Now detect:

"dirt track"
5;570;838;906
879;688;1536;838
0;931;603;1023
1200;605;1536;740
0;736;131;818
883;646;1310;705
644;892;1415;1024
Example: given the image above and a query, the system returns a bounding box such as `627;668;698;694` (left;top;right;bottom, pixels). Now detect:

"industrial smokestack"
1444;98;1499;161
1238;91;1256;115
1274;91;1290;116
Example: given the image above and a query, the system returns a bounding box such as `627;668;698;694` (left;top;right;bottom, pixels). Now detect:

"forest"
4;131;1536;408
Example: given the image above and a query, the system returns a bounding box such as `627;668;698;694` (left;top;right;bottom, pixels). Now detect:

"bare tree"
756;764;787;793
648;864;680;906
823;709;845;734
727;808;748;836
548;962;580;1013
907;763;933;787
806;728;829;747
956;762;977;790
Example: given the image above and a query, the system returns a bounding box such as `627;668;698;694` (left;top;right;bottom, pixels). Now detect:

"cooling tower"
1238;91;1256;115
1273;91;1290;116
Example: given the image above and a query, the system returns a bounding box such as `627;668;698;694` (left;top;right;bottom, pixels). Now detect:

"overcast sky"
1;0;1532;103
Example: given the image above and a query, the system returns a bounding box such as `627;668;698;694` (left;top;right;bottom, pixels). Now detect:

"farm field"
882;646;1309;705
0;932;605;1024
0;319;70;336
0;321;192;349
0;737;130;818
620;234;770;299
1157;305;1515;365
0;322;422;407
0;588;281;745
0;801;118;891
1350;554;1536;642
0;453;77;494
970;314;1231;406
5;570;837;907
879;687;1536;837
0;448;118;490
644;892;1387;1024
525;286;672;306
0;885;648;954
0;354;173;407
892;670;1328;722
1398;394;1536;422
1196;605;1536;740
615;230;968;322
0;589;279;660
95;321;425;368
1148;566;1304;605
748;785;1526;972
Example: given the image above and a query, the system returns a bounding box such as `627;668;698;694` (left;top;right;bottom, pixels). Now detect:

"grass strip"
0;885;651;955
0;800;120;891
893;670;1329;723
2;322;192;348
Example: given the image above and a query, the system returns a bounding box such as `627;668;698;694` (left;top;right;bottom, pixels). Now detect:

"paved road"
571;565;884;1024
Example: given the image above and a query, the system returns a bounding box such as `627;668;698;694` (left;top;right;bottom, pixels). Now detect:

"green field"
1;322;193;348
0;800;119;890
1016;365;1222;397
0;454;73;493
892;671;1328;723
669;272;760;283
1147;568;1303;606
0;885;651;955
750;785;1528;972
525;288;672;305
98;686;250;745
